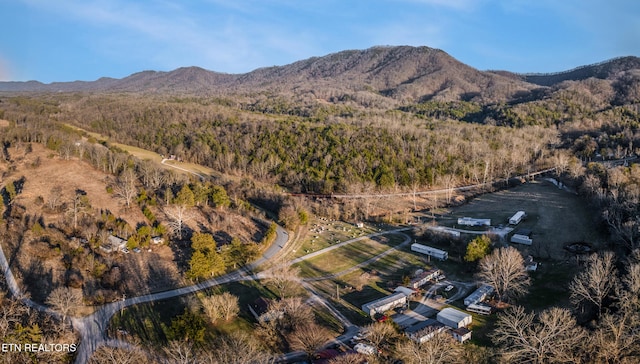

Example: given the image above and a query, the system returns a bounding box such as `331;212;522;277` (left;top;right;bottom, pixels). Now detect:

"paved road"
2;216;417;363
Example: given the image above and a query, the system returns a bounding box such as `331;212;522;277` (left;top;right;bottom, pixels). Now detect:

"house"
464;284;494;306
451;327;472;343
100;235;127;253
411;243;448;261
354;343;377;355
405;319;446;343
151;236;164;245
457;217;491;227
437;308;472;329
355;222;364;228
361;292;407;317
408;268;441;289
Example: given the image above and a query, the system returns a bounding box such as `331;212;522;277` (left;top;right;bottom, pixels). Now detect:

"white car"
445;285;454;292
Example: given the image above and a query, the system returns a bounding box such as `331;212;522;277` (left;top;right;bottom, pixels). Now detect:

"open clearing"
440;180;607;258
294;234;407;278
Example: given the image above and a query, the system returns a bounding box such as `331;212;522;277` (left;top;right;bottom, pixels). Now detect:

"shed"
437;308;472;329
451;327;472;343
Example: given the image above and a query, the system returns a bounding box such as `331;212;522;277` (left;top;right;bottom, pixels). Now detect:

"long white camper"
411;243;448;261
509;211;526;225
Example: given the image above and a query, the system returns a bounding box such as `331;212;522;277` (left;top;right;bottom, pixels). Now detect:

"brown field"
442;180;607;258
0;119;10;127
11;144;146;227
1;143;266;304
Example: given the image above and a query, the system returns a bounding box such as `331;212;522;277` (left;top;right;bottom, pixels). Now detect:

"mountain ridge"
1;46;638;103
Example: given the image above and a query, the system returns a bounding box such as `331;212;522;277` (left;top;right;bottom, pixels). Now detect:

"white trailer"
464;284;494;306
509;211;526;225
411;243;448;261
511;234;533;245
457;217;491;226
362;293;408;317
466;303;493;315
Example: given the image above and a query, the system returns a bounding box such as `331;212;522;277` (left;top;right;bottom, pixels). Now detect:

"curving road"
1;219;410;363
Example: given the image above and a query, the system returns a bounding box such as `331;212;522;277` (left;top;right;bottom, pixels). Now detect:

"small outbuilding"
451;327;472;343
437;308;472;329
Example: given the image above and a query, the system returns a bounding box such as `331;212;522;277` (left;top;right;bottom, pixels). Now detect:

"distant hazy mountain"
1;46;638;104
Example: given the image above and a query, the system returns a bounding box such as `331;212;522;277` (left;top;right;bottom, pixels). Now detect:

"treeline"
1;94;559;194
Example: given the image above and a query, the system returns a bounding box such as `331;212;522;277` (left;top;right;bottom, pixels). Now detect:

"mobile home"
511;234;533;245
411;243;448;261
509;211;526;225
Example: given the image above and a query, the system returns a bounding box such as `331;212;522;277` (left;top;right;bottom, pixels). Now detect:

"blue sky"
1;0;638;82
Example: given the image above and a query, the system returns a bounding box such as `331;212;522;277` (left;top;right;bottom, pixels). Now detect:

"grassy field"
440;180;607;258
294;233;407;278
108;280;273;344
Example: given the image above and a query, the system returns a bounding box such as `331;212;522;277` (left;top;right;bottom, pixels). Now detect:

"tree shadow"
22;256;54;303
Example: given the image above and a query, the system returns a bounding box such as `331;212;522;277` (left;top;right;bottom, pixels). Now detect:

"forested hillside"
2;45;640;363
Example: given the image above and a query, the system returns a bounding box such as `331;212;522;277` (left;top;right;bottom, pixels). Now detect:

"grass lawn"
294;234;407;278
108;280;275;345
523;259;578;310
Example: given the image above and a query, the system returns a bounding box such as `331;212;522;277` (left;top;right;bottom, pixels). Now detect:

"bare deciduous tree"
396;332;463;364
114;168;138;209
47;185;63;210
477;246;531;302
363;321;398;349
491;306;586;364
204;332;274;364
264;263;302;298
289;322;332;361
201;292;239;323
570;251;617;315
90;345;153;364
268;297;314;332
46;286;83;324
164;204;195;240
161;340;200;364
